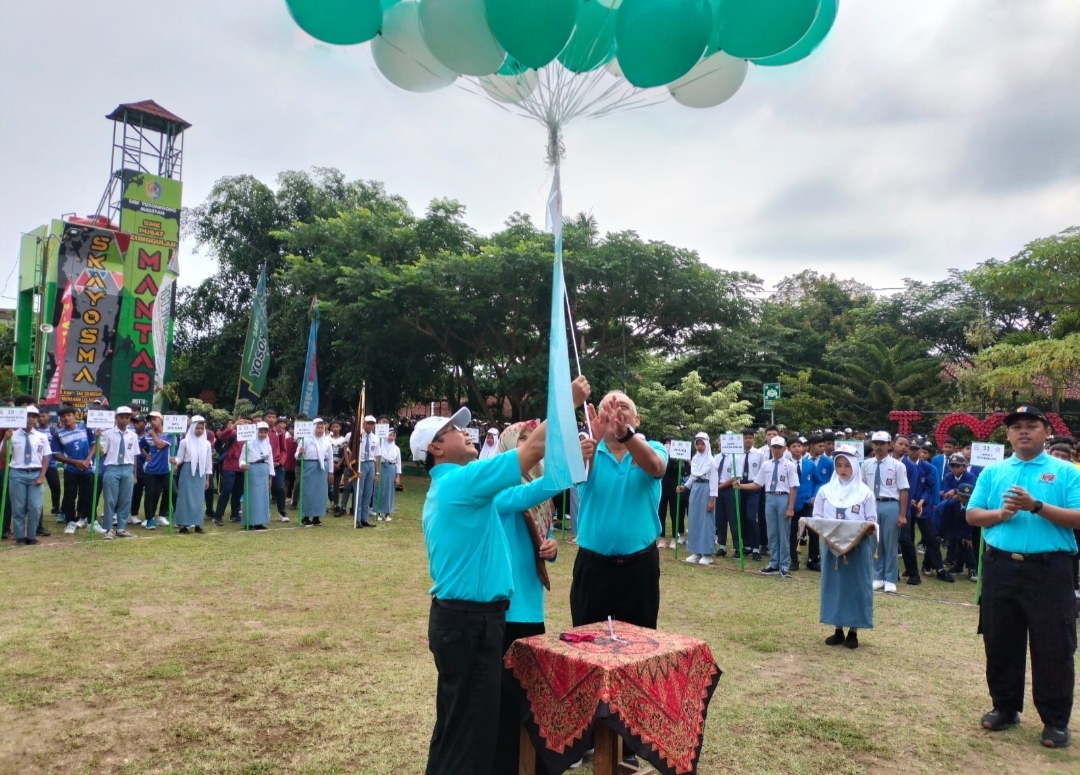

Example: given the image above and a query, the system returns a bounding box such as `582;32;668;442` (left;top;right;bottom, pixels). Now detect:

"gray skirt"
379;461;397;514
686;481;714;556
244;461;271;526
301;459;329;518
820;536;874;629
174;463;205;527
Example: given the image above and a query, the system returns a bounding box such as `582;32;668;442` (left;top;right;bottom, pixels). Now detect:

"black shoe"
361;522;374;528
715;548;727;558
178;526;190;534
301;517;313;527
312;518;322;527
213;519;223;527
194;526;205;534
936;570;955;583
252;524;268;531
24;538;41;545
949;563;966;574
799;536;808;546
981;709;1020;731
752;552;762;562
732;551;743;559
229;516;241;522
760;545;770;555
36;527;51;537
906;575;922;586
844;630;859;649
806;560;821;572
759;566;781;576
825;628;845;646
789;560;800;571
1;531;10;540
1041;726;1071;748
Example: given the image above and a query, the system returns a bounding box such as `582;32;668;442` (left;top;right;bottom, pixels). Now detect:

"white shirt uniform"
715;453;734;488
100;426;140;467
730;449;765;484
358;431;380;463
380;440;402;474
811;490;877;522
754;457;801;495
860;456;909;500
8;428;52;470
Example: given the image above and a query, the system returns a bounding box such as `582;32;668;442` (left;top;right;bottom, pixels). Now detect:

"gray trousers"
874;499;901;583
355;460;376;525
102;465;135;532
9;468;43;540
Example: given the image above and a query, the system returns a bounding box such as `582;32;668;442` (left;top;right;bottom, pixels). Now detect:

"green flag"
237;266;270;403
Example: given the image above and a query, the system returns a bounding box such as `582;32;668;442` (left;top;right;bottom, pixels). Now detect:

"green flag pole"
167;435;175;535
1;441;11;542
297;439;305;524
375;456;381;520
735;484;745;571
674;460;682;560
243;443;250;531
89;437;101;543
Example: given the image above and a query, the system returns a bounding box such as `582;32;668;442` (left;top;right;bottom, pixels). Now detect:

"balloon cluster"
286;0;837;108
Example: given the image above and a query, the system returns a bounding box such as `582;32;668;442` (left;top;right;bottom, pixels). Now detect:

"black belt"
876;497;898;502
578;543;658;566
431;597;508;613
985;546;1070;564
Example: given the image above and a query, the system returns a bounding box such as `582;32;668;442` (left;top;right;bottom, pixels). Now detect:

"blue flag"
298;297;319;418
545;169;587;487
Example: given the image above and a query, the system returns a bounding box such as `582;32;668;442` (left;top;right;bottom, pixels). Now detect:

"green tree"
775;370;835;432
975;333;1080;413
633;371;754;440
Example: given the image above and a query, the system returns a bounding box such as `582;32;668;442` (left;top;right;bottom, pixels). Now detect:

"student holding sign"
240;422;275;530
140;412;175;530
52;405;97;535
377;428;402;522
213;418;252;526
2;406;51;544
297;419;334;527
682;432;718;565
98;407;140;539
172;416;213;534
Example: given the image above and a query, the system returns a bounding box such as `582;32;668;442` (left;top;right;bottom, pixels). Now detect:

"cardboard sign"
971;442;1005;467
86;410;116;430
293;421;314;441
163;415;189;434
375;423;390;439
0;408;28;429
235;423;258;442
719;434;744;454
467;427;480;444
669;440;693;461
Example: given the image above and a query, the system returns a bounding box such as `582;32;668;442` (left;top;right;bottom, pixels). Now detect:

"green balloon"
381;0;401;8
615;0;712;88
752;0;836;66
716;0;819;59
485;0;579;69
498;56;529;75
559;0;617;73
286;0;384;45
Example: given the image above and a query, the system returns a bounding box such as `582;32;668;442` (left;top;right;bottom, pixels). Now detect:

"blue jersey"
814;455;834;496
141;431;174;475
794;456;815;510
578;440;668;556
903;457;939;515
51;424;96;475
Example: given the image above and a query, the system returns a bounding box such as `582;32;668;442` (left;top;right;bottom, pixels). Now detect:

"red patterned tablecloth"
504;622;721;775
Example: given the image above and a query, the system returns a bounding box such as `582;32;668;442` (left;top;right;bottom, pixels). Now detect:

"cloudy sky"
2;0;1078;303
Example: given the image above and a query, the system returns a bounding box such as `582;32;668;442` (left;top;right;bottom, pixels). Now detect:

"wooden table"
505;622;721;775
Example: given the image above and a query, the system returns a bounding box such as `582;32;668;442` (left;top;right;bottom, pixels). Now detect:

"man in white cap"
354;415;380;528
416;375;589;775
1;406;51;544
862;431;909;593
97;406;140;539
477;427;500;461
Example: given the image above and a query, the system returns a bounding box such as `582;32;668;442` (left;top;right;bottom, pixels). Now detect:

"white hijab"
478;430;499;460
690;432;712;477
183;416;213;478
245;427;273;464
307;424;331;470
818;448;872;509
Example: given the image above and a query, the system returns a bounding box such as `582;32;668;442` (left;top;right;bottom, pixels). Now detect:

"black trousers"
214;469;244;520
45;466;61;514
131;476;144;516
899;518;919;576
61;471;96;522
570;545;660;629
914;516;944;572
658;484;677;538
492;621;550;775
426;599;506;775
789;503;817;563
143;472;170;519
980;549;1076;728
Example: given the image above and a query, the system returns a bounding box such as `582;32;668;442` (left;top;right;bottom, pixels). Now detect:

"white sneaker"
384;516;392;522
698;556;714;565
64;522;77;535
93;521;107;534
76;518;88;529
376;515;383;521
116;529;135;539
685;553;702;563
677;535;685;545
656;538;665;548
278;515;290;523
129;516;143;525
884;582;897;594
568;760;584;770
872;580;885;591
157;516;169;526
103;529;115;540
667;538;676;549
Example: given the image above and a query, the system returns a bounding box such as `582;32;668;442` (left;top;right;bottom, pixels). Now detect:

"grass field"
1;480;1077;775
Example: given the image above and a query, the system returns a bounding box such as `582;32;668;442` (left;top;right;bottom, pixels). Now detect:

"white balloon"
372;1;458;93
477;70;539;103
604;56;623;78
419;0;505;76
668;52;747;108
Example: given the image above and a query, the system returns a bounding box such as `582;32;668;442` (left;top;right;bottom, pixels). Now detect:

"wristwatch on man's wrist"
616;425;636;444
1032;500;1044;514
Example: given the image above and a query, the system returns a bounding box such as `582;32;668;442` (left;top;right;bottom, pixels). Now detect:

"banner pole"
89;437;101;542
167;436;174;536
0;442;10;543
735;484;745;571
674;460;682;560
243;444;250;531
297;439;305;525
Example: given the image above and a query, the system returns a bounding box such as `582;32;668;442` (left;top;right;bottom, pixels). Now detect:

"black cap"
1003;405;1049;427
957;482;974;497
821;430;835;441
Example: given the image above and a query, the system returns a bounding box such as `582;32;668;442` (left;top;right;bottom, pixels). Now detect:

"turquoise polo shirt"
578;439;668;556
422;450;522;603
495;477;564;624
967;452;1080;554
